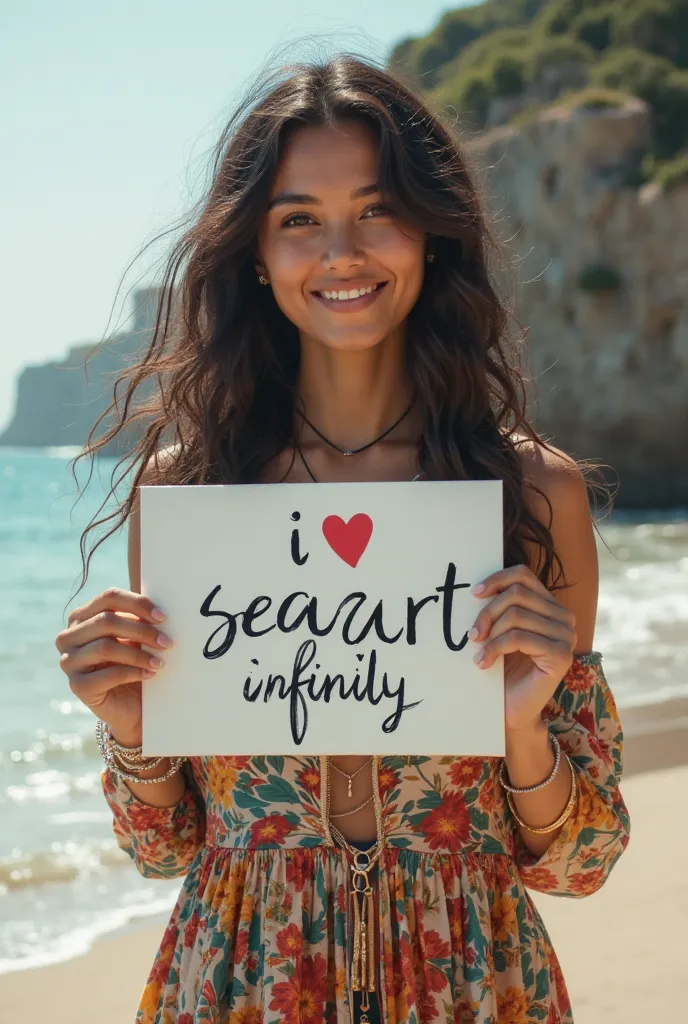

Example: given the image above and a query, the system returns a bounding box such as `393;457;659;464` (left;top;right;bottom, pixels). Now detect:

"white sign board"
140;481;504;756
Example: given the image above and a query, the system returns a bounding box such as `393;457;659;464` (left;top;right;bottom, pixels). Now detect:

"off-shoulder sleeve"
101;760;206;879
513;652;631;898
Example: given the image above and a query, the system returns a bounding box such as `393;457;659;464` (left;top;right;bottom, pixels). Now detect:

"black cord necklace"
299;400;415;457
296;444;424;484
297;445;318;482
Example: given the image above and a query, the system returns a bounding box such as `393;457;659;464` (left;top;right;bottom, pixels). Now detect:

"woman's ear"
254;258;269;285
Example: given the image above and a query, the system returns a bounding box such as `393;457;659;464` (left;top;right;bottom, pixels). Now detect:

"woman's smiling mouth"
311;280;388;311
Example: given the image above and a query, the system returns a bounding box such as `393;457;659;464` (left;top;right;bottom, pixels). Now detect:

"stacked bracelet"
499;731;562;794
500;730;578;835
96;720;187;784
506;760;578;835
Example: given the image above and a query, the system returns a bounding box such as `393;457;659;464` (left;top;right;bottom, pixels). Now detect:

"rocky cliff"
466;95;688;507
0;288;162;452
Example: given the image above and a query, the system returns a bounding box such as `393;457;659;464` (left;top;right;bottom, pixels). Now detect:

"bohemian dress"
102;651;631;1024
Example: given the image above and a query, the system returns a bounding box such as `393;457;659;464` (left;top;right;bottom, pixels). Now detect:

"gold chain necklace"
330;793;374;819
331;756;373;797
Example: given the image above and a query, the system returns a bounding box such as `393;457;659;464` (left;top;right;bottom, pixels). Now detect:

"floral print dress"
102;652;630;1024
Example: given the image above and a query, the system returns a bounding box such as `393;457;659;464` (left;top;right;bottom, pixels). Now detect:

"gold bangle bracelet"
507;757;578;835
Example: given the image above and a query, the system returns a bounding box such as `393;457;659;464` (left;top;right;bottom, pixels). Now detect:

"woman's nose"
321;223;365;270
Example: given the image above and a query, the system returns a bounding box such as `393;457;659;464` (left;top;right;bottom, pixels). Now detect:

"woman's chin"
305;325;399;354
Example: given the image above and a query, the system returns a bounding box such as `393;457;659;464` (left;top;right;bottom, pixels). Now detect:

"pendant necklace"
331;756;373;798
299;400;415;457
297;444;424;484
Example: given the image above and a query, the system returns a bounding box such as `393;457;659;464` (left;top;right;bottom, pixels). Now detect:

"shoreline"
1;697;686;1023
617;695;688;775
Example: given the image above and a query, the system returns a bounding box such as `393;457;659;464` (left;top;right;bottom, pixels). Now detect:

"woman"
56;56;630;1024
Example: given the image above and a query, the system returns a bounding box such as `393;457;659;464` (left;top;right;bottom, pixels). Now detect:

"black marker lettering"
436;562;471;652
340;593;372;643
308;593;365;637
276;592;310;632
204;553;476;743
243;596;275;638
200;585;238;658
264;672;285;700
382;681;422;733
406;593;440;645
290;511;309;566
243;672;262;702
286;639;316;745
346;600;404;645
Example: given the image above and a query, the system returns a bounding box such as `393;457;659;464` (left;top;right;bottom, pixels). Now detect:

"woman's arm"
505;447;601;858
513;651;629;897
471;443;630;894
111;451;186;807
100;451;206;877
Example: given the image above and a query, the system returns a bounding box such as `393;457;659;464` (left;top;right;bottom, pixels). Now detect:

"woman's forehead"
271;121;380;197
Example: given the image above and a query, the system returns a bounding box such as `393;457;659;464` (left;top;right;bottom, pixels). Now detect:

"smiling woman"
57;53;630;1024
257;123;425;348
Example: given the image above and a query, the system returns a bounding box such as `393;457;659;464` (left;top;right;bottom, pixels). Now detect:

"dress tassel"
351;888;362;990
366;889;376;992
350;880;377;993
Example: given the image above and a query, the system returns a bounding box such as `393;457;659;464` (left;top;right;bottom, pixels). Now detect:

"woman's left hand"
469;564;577;733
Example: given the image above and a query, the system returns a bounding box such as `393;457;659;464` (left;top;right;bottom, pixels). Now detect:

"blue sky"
1;0;473;432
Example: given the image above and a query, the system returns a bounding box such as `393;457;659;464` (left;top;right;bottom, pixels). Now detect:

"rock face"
0;288;162;452
1;102;686;506
467;96;688;507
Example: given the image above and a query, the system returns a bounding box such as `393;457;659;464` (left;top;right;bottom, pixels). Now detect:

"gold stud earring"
426;253;435;263
258;274;269;285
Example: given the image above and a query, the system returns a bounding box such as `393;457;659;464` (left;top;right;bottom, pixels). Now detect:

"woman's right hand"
55;588;173;747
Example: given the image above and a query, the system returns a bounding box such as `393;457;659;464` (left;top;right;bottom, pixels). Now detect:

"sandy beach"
1;699;686;1024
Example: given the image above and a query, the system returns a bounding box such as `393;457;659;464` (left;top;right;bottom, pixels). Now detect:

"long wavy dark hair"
71;53;611;602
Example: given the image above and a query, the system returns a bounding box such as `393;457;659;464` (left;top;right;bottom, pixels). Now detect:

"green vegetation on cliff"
391;0;688;183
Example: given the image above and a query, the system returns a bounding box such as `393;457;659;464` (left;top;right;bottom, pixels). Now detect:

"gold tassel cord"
349;856;378;996
366;888;376;992
350;887;362;990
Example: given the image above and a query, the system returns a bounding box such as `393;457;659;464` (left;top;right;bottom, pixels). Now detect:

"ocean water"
0;447;687;974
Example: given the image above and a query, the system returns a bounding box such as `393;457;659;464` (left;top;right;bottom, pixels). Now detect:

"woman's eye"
281;212;315;228
362;202;392;218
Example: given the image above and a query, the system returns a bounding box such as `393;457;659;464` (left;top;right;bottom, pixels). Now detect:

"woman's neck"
295;330;413;451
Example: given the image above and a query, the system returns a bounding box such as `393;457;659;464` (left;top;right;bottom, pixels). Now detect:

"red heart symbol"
322;513;373;568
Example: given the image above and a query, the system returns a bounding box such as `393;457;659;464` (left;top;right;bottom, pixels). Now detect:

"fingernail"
156;632;173;648
151;607;166;621
142;668;155;678
149;655;163;668
473;649;485;666
468;627;480;641
472;583;486;595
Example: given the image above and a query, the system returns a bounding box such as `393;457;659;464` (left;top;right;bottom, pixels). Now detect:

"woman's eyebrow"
267;182;380;210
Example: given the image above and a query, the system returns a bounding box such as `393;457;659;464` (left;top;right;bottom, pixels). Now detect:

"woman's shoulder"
509;433;588;512
511;433;599;644
138;444;184;486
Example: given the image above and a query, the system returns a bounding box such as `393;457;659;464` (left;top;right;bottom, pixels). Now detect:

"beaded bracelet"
506;758;578;835
499;730;562;794
96;720;187;785
107;734;155;764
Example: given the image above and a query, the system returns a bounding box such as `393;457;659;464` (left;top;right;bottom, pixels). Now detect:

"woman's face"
256;120;426;353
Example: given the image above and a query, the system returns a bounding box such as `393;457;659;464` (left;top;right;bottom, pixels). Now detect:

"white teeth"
321;285;378;301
